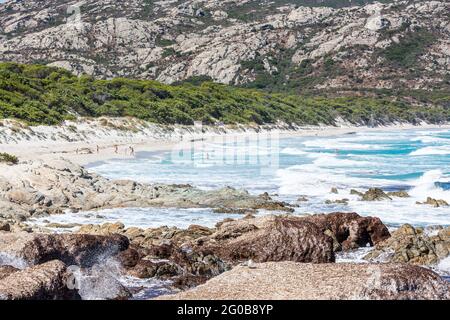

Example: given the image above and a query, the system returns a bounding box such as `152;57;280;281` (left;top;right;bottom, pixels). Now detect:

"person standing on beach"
114;145;118;154
96;145;99;154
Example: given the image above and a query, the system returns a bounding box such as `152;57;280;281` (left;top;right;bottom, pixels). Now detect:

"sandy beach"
1;118;449;166
1;118;450;300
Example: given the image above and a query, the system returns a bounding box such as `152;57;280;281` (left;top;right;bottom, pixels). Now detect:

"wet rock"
0;159;290;222
416;197;449;207
364;224;450;265
387;190;410;198
0;233;129;267
78;222;126;236
361;188;392;201
201;216;335;264
325;199;349;205
0;265;18;280
158;262;450;300
258;192;272;201
213;207;257;215
350;189;363;196
0;221;10;232
215;218;235;229
73;264;132;300
117;248;140;268
297;196;308;202
129;259;182;279
301;212;390;251
0;260;81;300
153;185;294;212
45;222;81;229
330;187;338;194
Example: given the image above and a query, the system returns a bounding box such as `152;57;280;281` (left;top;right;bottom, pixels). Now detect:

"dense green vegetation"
382;29;436;68
0;62;448;126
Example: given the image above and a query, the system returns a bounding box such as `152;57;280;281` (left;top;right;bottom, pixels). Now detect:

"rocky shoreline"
0;157;449;300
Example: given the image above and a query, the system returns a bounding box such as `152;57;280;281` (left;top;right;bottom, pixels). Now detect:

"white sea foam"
276;163;395;196
0;252;29;269
312;154;371;167
409;170;450;202
89;128;450;229
281;147;308;155
410;146;450;156
411;136;449;144
302;139;388;150
437;256;450;275
29;207;275;231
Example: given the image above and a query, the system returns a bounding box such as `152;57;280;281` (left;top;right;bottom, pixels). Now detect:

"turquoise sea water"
38;128;450;229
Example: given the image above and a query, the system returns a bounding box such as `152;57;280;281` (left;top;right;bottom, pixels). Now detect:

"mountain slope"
0;0;448;93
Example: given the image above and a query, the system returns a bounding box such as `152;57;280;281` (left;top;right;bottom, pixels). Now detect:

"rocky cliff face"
0;0;449;91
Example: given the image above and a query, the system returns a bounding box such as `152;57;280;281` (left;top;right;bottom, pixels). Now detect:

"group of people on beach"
114;145;135;156
75;145;135;156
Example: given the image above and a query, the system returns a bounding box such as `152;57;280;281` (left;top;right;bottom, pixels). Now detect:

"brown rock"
301;212;391;251
213;207;257;215
0;260;80;300
350;189;363;196
117;248;140;268
128;259;181;279
0;221;10;232
157;262;450;300
416;197;449;207
202;216;335;263
0;233;129;267
387;190;410;198
325;199;349;205
0;265;18;280
361;188;392;201
365;224;450;265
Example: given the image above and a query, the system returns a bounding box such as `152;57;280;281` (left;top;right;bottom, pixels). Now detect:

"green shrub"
0;62;448;127
0;152;19;165
383;29;436;68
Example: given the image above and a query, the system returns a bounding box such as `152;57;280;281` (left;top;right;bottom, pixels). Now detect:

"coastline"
0;119;449;300
1;118;449;166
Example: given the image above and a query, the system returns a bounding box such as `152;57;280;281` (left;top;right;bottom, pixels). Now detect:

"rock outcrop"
416;197;449;207
300;212;390;251
0;232;133;300
157;262;450;300
78;212;391;278
0;260;80;300
0;232;129;267
0;0;448;91
0;159;291;222
364;224;450;265
361;188;392;201
200;216;335;264
0;265;18;280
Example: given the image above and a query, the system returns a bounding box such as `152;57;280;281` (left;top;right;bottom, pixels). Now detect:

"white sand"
1;118;449;166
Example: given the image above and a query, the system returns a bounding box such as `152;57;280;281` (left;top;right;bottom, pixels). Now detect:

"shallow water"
84;128;450;228
29;128;450;294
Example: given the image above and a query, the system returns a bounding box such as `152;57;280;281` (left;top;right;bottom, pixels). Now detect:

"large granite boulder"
0;260;80;300
157;262;450;300
200;216;335;263
0;232;129;267
365;224;450;265
301;212;391;251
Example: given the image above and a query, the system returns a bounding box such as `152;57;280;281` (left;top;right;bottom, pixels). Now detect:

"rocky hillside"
0;0;449;93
